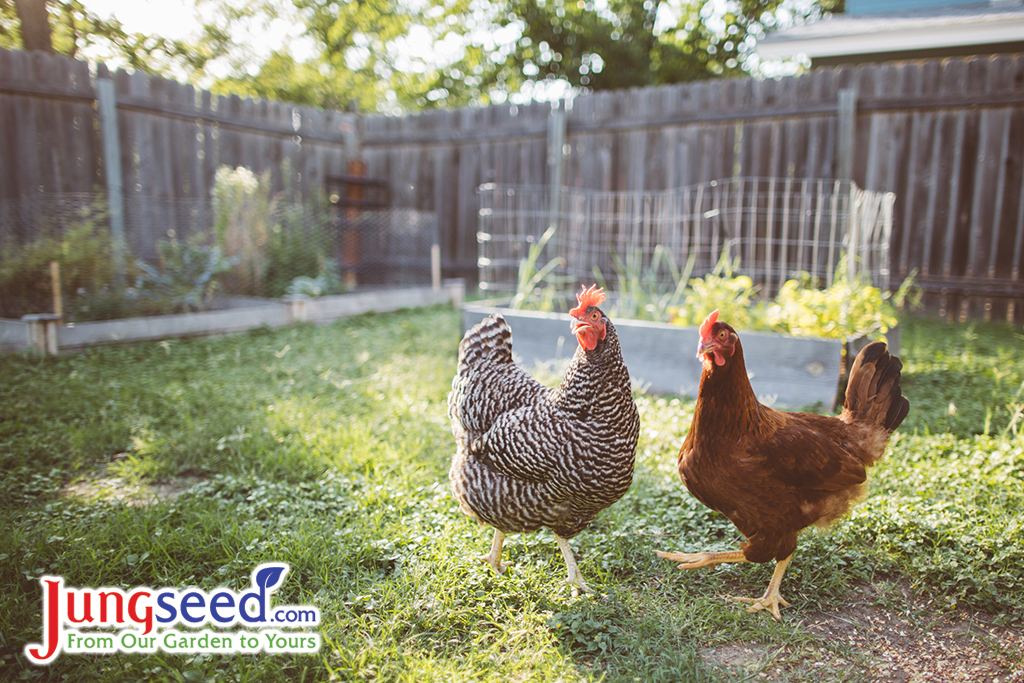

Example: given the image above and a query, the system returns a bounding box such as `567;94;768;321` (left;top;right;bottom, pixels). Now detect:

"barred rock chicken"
448;285;640;596
657;310;909;619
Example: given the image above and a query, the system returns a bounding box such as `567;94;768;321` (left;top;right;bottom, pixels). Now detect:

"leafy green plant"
509;225;569;311
285;258;344;299
760;262;915;341
213;163;337;299
514;241;916;342
132;237;237;313
670;247;761;330
213;165;274;296
599;245;695;322
546;604;625;655
262;203;336;298
0;202;125;320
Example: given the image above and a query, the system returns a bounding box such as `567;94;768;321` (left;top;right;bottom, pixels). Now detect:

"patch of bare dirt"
701;582;1024;682
64;473;203;506
801;598;1023;683
702;642;770;668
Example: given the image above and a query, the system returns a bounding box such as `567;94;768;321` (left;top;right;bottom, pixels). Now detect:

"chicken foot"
479;529;512;575
655;549;792;620
733;555;792;621
555;534;590;597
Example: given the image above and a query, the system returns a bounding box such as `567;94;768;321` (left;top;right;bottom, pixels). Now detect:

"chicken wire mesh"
477;178;894;301
0;192;438;321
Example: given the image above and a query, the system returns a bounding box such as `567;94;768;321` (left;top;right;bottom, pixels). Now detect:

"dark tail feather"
456;313;514;373
843;341;909;432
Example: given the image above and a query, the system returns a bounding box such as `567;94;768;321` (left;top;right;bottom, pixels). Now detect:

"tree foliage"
1;0;843;112
352;0;845;108
0;0;230;73
482;0;844;92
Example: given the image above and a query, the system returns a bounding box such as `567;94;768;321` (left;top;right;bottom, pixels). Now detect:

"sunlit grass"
0;307;1022;681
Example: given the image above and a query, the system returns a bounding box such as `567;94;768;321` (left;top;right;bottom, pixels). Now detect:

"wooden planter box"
462;303;848;410
0;282;465;354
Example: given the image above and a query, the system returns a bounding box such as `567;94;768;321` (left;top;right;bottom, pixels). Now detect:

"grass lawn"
1;305;1023;682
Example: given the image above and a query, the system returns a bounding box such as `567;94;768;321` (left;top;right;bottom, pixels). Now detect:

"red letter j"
25;577;62;665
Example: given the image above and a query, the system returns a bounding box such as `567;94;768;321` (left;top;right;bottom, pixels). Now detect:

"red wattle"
577;331;598;351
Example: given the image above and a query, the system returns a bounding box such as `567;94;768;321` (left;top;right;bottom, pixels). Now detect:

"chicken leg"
655;549;748;568
733;555;791;621
655;549;791;620
555;534;590;597
479;529;511;574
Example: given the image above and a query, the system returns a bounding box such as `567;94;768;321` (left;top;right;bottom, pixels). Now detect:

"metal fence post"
546;102;567;232
96;78;127;290
837;88;858;182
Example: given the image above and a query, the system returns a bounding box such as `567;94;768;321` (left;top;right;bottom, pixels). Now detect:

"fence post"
22;314;61;355
837;88;858;182
880;192;894;290
847;184;862;280
546;102;567;231
96;78;127;290
283;295;309;324
342;158;366;289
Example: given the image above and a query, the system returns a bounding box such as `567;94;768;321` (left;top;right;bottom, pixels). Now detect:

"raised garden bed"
1;281;465;354
463;303;852;409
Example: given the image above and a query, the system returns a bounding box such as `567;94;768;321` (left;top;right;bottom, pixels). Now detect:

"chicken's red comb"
569;284;606;316
698;309;720;339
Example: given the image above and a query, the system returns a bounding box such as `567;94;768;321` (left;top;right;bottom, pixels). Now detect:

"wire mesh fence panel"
0;191;438;321
0;193;106;244
334;208;439;289
477;178;894;302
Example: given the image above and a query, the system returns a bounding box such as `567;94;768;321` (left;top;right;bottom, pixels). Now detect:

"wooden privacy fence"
0;47;358;265
362;53;1024;322
2;47;1024;320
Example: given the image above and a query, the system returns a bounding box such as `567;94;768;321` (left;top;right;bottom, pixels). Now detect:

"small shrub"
213;166;274;296
285;259;344;299
132;237;236;313
0;202;129;321
760;262;916;341
261;202;337;298
670;249;760;330
213;164;337;299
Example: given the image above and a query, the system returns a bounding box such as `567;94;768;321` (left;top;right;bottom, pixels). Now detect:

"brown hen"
657;309;909;618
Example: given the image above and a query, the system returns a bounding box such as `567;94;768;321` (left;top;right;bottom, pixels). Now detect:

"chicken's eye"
718;330;728;340
591;311;600;321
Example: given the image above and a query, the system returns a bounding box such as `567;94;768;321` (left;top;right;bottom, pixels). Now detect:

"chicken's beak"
696;338;714;359
570;317;586;335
